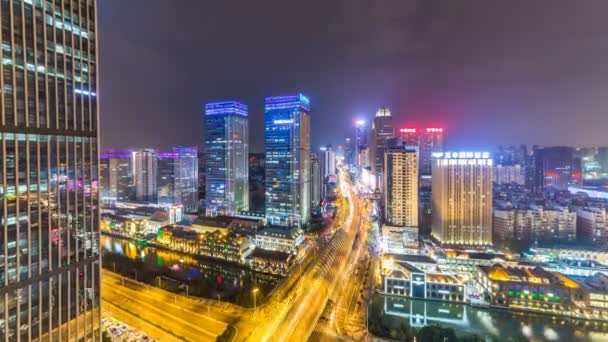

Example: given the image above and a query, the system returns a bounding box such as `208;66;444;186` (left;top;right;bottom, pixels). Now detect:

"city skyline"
5;1;608;341
99;1;608;151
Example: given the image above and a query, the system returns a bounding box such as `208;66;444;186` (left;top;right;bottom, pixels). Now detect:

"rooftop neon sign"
265;93;310;111
400;128;417;133
432;152;490;159
205;101;248;116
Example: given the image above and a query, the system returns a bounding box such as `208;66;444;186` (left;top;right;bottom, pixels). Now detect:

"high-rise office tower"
156;147;198;212
399;127;419;147
353;120;368;167
204;101;249;215
358;147;370;168
370;107;394;174
534;146;575;191
344;137;354;166
265;94;311;227
311;154;321;209
249;153;266;214
431;152;493;247
598;147;608;175
133;149;158;203
494;145;527;166
157;147;199;211
319;146;336;199
100;149;134;202
320;146;336;179
157;150;177;206
197;148;206;206
384;147;418;227
0;0;101;339
420;127;445;176
173;147;199;212
525;145;540;190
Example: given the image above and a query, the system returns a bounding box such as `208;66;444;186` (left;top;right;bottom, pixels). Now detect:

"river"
101;234;280;307
369;294;608;341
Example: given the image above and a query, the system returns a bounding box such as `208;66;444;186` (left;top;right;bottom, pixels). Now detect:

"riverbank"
101;231;291;276
369;293;608;341
378;289;608;324
101;234;281;307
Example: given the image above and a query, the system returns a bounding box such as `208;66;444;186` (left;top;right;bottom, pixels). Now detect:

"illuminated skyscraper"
204;101;249;215
420;128;445;176
431;152;493;247
370;107;394;173
0;0;101;339
399;128;419;147
311;154;321;209
157;151;176;206
100;149;134;202
320;146;336;179
534;146;575;191
320;146;336;199
157;147;199;211
248;153;266;214
173;147;199;212
265;94;311;227
133;149;158;203
353;120;368;167
384;147;418;227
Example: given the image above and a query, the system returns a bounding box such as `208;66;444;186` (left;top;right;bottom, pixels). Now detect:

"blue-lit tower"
204;101;249;215
264;94;311;227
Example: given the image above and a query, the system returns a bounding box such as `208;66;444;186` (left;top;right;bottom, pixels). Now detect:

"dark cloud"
99;0;608;151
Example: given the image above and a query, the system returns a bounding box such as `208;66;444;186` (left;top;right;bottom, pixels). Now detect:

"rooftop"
386;253;436;264
480;264;580;289
249;248;292;261
193;215;233;228
444;250;507;261
256;226;301;240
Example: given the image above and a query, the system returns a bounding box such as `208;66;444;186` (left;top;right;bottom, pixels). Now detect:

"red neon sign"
399;128;417;133
426;128;444;133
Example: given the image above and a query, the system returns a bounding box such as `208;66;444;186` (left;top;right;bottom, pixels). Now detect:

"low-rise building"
254;226;303;253
100;213;148;238
477;264;586;314
156;225;253;263
381;225;419;254
248;249;294;276
382;257;466;303
579;273;608;319
533;247;608;265
437;251;517;276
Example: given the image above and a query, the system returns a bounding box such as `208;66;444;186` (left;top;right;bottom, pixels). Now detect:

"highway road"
101;270;237;341
240;166;364;341
330;196;372;340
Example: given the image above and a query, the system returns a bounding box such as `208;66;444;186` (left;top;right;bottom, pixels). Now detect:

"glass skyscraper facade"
132;149;157;203
204;101;248;215
156;150;176;207
370;106;394;174
0;0;101;340
264;94;311;227
172;147;198;212
100;149;133;203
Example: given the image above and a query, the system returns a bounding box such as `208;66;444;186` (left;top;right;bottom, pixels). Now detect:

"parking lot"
102;315;155;342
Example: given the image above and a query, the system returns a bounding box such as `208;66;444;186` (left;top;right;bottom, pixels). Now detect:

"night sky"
98;0;608;152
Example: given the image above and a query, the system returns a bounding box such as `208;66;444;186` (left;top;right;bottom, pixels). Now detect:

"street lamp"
252;287;260;311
